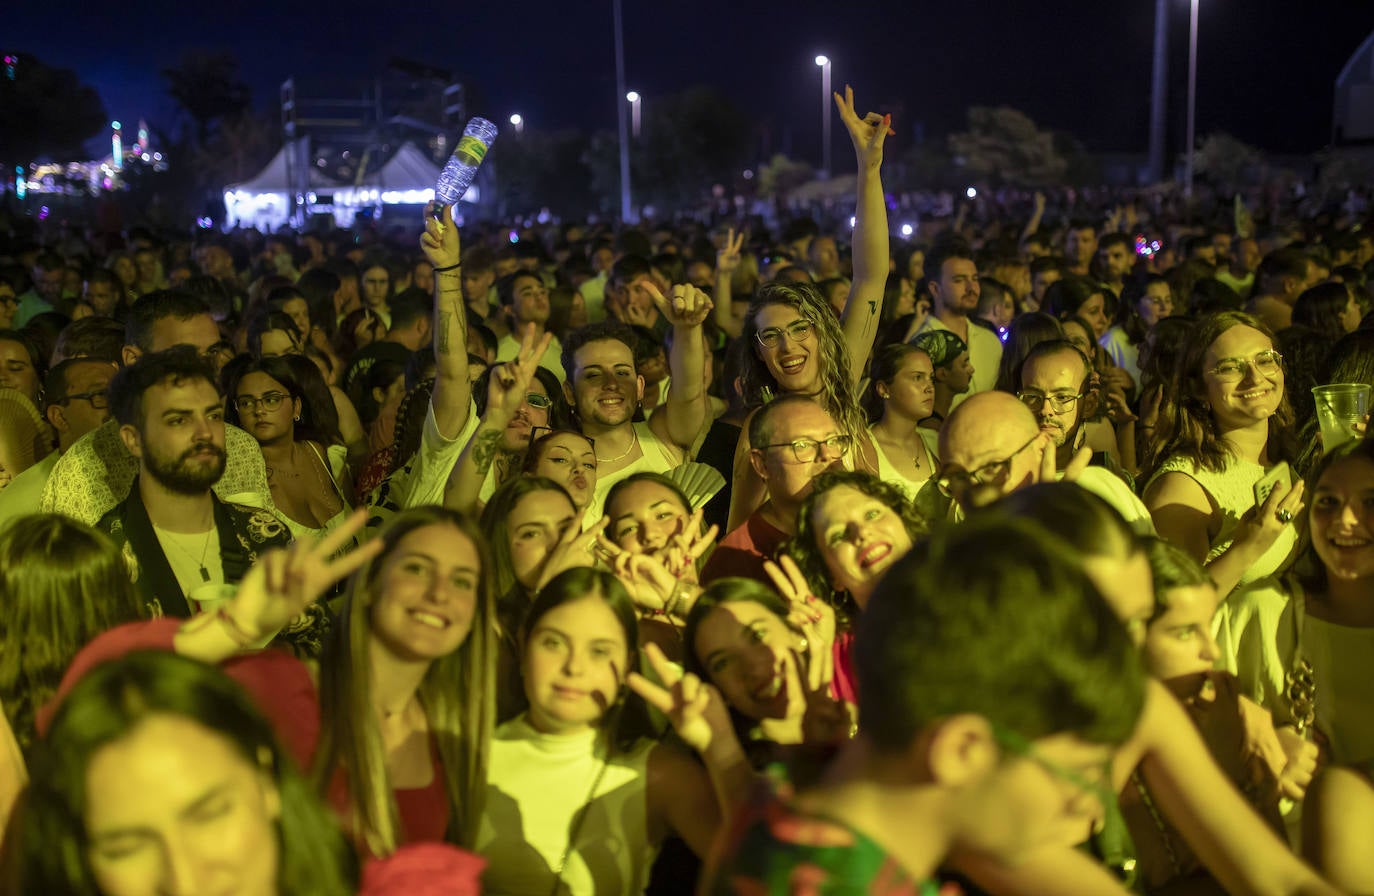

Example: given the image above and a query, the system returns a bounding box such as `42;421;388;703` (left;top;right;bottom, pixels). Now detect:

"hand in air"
647;282;714;330
420;202;462;269
486;324;554;421
716;227;745;276
764;555;836;659
628;642;732;756
227;509;382;643
834;85;892;170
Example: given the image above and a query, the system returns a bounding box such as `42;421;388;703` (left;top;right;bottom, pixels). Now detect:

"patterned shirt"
704;776;961;896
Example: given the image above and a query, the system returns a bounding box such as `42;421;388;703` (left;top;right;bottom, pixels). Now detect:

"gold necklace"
595;426;639;465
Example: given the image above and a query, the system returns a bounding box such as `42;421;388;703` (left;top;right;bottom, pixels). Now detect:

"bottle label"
455;135;489;165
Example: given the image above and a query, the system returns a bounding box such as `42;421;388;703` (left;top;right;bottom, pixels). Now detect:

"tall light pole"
509;113;524;136
626;91;642;140
613;0;633;222
1184;0;1200;198
1147;0;1168;184
815;55;832;177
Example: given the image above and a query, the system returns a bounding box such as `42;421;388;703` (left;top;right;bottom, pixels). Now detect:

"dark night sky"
21;0;1374;163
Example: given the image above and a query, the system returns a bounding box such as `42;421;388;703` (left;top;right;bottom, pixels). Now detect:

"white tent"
223;139;340;231
331;142;479;222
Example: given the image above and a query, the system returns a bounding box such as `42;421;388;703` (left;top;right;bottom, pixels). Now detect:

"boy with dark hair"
703;515;1147;893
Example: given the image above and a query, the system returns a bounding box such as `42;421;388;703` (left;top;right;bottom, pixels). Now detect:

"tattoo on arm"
867;300;876;317
472;429;503;475
437;310;454;354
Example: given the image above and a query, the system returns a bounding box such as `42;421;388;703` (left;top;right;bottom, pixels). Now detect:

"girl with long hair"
860;344;940;499
477;567;751;896
223;354;351;539
1099;274;1174;388
1143;311;1305;600
0;515;146;755
36;509;497;859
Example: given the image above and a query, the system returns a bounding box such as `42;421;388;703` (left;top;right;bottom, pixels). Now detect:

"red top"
830;630;858;705
40;619;448;850
701;512;789;585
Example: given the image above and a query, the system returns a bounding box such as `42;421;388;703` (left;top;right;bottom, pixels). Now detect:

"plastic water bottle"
434;117;499;206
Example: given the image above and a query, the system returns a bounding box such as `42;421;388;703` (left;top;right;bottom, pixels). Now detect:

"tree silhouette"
949;107;1067;188
162;50;252;148
0;54;107;167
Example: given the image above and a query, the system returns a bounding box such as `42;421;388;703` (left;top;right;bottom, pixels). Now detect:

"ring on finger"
1276;509;1294;524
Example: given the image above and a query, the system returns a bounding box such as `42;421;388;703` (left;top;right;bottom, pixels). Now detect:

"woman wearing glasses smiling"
728;87;893;531
224;355;350;539
1143;311;1304;601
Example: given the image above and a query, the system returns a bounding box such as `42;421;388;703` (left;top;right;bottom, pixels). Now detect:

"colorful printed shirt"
703;777;962;896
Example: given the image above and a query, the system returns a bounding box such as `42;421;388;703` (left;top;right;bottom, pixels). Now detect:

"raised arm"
633;643;753;858
1133;680;1342;896
443;325;551;515
835;86;891;387
713;228;747;340
1019;191;1046;248
650;282;714;450
421;203;473;440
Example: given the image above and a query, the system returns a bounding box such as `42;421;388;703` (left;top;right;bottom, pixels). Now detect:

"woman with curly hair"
727;88;891;530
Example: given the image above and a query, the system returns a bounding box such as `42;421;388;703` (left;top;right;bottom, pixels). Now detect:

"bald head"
938;392;1046;509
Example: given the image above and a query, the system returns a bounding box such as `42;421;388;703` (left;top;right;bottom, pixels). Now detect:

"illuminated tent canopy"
224;140;477;231
223;139;341;231
333;141;478;211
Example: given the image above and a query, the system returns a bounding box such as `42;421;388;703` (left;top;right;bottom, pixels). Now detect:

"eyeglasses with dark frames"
61;389;109;409
936;433;1041;498
759;433;852;464
1017;391;1085;414
234;392;288;414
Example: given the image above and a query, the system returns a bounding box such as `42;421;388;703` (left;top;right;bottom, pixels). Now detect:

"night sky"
20;0;1374;163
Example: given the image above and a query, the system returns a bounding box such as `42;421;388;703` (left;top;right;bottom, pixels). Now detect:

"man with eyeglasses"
702;396;849;584
937;390;1152;534
42;290;275;524
0;358;115;525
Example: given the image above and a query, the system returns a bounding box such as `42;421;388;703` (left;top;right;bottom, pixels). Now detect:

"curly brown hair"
784;470;927;625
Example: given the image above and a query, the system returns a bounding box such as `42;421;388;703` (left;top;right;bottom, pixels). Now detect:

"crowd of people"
0;85;1371;895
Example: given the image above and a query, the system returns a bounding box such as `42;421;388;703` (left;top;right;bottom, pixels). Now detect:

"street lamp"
626;91;642;140
815;55;832;178
509;113;524;135
1183;0;1200;198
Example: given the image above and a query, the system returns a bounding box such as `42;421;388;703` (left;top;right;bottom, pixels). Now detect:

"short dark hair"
608;254;653;290
54;317;125;365
1015;338;1093;393
245;310;302;357
42;358;109;411
124;290;213;352
495;271;542;308
1257;248;1312;290
109;346;220;430
1097;232;1133;254
387;287;432;332
560;319;638;378
923;236;975;288
856;514;1145;754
